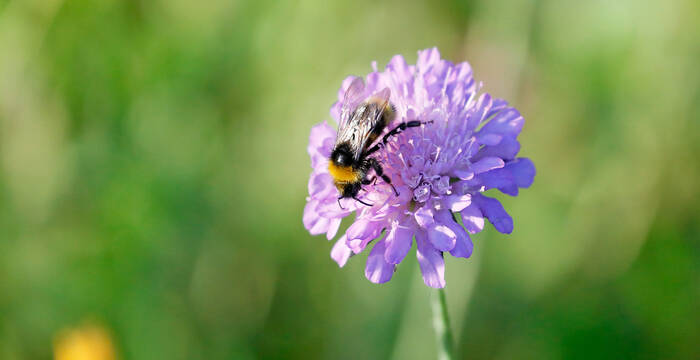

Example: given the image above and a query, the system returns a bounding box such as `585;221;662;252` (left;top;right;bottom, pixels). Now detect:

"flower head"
303;48;535;288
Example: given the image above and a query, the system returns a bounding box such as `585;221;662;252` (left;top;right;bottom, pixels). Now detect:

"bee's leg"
339;196;373;208
382;120;433;144
361;176;377;185
337;197;345;210
365;120;433;156
364;143;384;157
353;197;373;207
367;158;399;196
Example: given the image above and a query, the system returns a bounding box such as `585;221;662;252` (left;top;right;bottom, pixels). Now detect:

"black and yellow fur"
329;96;426;206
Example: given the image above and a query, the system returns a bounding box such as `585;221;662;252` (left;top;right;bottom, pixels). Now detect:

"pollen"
328;162;359;183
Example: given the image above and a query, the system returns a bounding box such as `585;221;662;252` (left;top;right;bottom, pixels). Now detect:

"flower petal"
434;210;473;258
308;172;333;197
308;121;336;168
302;200;318;229
307;217;330;236
427;223;456;251
303;201;331;235
433;176;451;195
317;198;353;218
453;168;475;181
365;240;395;284
473;137;520;162
384;221;414;264
476;158;535;196
473;194;513;234
416;231;446;288
451;62;474;87
460;203;485;234
417;47;441;70
485;98;509;118
326;217;342;240
386;55;412;82
331;235;352;267
449;228;473;259
476;133;503;146
508;158;536;188
479;107;524;139
470;157;505;174
477;168;515;192
467;93;493;130
346;219;384;253
414;206;435;228
444;193;472;212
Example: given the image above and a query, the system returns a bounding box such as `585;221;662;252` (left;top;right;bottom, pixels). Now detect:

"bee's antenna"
337;197;346;210
353;197;373;207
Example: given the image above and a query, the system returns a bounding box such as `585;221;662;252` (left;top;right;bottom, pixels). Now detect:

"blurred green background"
0;0;698;359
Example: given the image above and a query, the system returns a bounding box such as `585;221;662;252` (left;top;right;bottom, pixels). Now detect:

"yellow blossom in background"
53;324;116;360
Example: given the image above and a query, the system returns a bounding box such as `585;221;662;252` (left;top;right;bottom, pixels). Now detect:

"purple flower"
303;48;535;288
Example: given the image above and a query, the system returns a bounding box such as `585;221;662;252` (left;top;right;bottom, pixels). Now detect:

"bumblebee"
329;77;428;207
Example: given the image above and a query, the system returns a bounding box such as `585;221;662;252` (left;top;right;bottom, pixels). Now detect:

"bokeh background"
0;0;698;359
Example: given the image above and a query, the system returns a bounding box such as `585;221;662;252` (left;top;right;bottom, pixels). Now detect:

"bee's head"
330;145;353;167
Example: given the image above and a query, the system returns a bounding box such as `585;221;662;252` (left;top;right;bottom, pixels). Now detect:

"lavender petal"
365;240;395;284
460;203;485;234
346;219;384;254
331;235;352;267
427;223;457;252
384;221;414;264
416;230;446;288
473;194;513;234
470;157;505;174
507;158;536;188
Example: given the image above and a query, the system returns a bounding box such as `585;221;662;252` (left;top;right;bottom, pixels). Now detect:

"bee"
329;77;429;207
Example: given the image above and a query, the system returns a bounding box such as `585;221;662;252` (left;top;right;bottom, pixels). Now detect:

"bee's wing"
369;87;391;115
335;77;367;152
350;87;392;161
338;77;367;132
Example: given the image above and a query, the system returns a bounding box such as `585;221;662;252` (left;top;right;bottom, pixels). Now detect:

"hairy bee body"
329;97;395;198
328;77;427;207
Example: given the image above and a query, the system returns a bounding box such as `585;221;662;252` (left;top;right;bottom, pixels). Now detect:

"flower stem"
431;288;454;360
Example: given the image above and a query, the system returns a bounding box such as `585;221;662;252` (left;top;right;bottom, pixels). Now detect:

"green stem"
431;288;454;360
